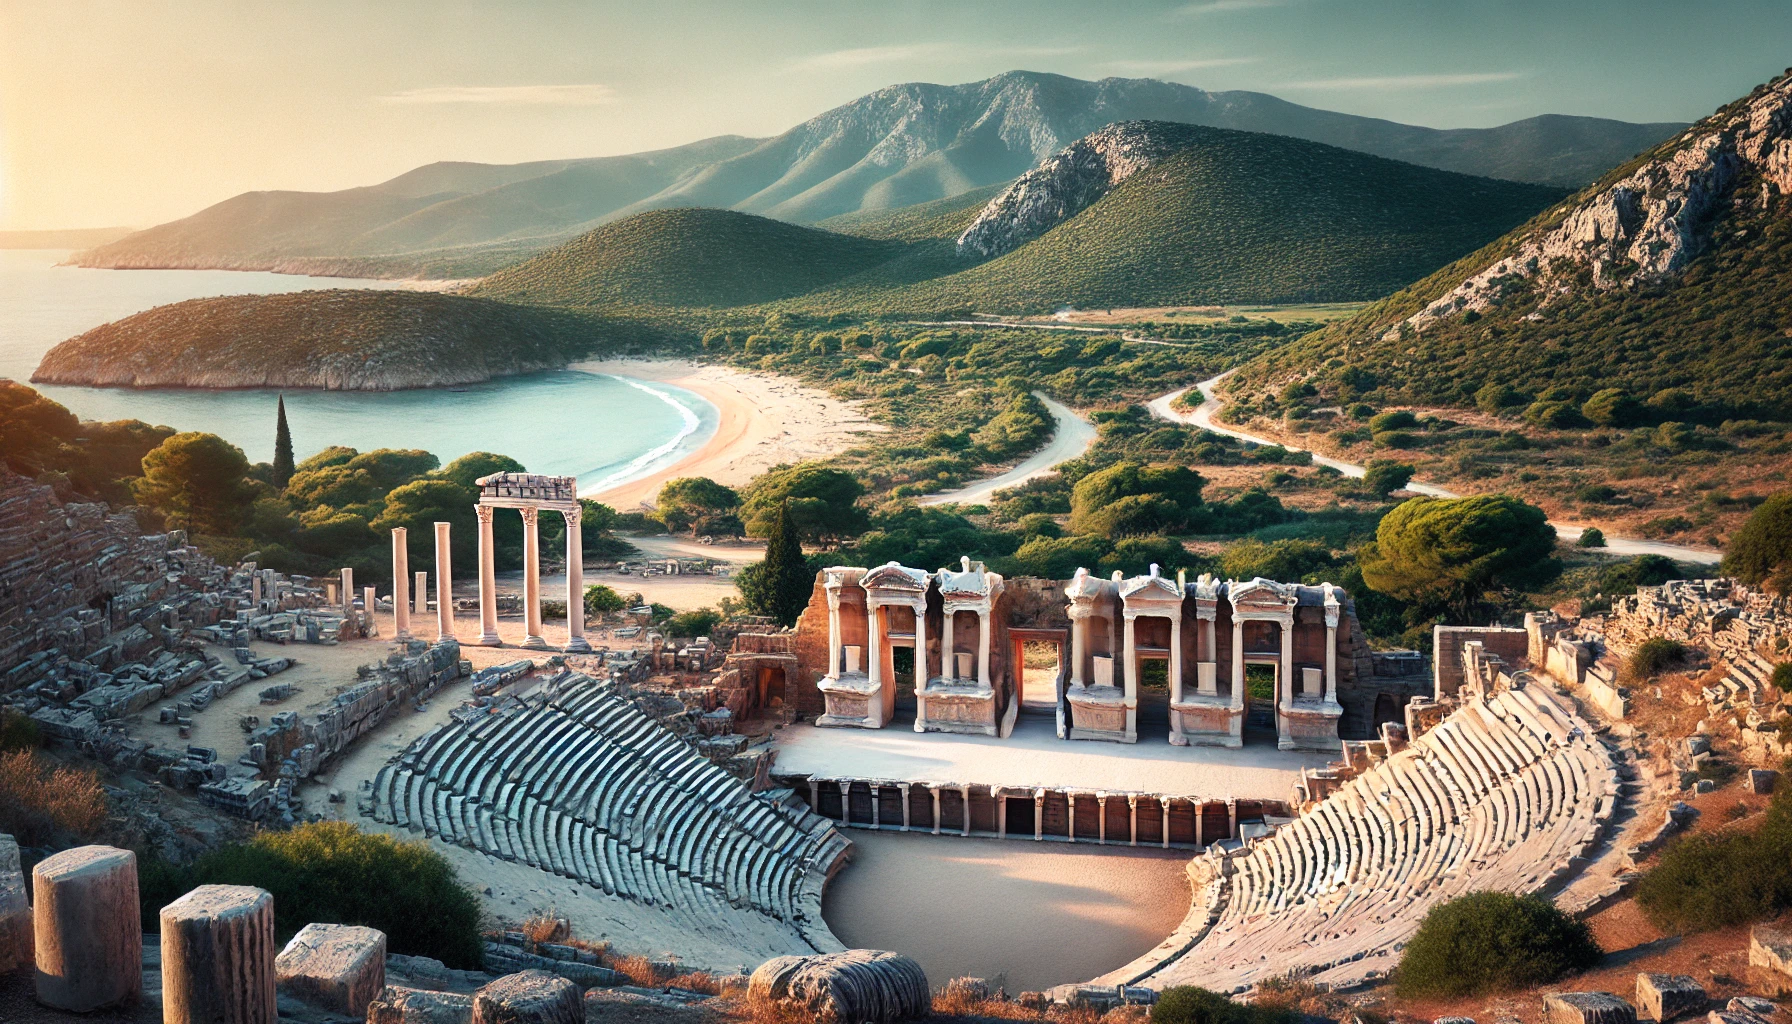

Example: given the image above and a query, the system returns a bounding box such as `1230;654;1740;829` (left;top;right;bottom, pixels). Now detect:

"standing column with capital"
520;507;546;649
340;567;354;616
912;601;928;733
1067;609;1086;688
1323;585;1341;705
976;609;992;689
1277;614;1295;749
865;600;883;725
1168;614;1186;745
941;609;956;681
434;521;455;641
475;505;501;646
1230;616;1246;711
391;528;411;640
563;509;590;653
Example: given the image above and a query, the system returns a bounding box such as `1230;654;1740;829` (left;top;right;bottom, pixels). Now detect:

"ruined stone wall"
791;574;833;719
1433;625;1529;698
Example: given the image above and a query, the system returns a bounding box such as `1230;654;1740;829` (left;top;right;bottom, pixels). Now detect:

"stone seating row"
367;674;842;944
1147;683;1618;994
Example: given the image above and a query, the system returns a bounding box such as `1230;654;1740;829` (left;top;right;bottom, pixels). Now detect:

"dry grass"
519;909;570;946
666;971;725;996
610;953;664;988
0;750;107;847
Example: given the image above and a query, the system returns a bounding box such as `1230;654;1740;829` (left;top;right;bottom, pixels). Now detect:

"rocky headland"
30;290;651;391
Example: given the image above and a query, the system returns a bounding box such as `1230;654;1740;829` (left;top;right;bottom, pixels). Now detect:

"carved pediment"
1228;577;1297;611
1118;563;1182;605
861;561;930;593
937;555;1001;600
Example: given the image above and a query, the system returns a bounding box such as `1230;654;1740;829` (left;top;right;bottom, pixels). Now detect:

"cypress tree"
764;500;812;627
272;395;295;489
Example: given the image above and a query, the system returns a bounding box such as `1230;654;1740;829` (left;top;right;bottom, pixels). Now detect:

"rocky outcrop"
30;290;614;391
1398;74;1792;336
955;121;1203;259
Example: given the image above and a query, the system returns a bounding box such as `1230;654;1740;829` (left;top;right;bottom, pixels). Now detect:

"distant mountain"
475;122;1566;314
74;71;1681;278
1229;71;1792;419
30;290;665;391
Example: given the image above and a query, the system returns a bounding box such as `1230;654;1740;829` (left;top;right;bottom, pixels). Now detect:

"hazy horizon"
4;0;1789;231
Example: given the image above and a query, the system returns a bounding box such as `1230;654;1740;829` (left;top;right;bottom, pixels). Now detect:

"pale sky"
3;0;1787;230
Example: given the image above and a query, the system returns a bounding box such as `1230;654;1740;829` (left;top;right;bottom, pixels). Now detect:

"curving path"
1150;371;1723;565
921;392;1096;507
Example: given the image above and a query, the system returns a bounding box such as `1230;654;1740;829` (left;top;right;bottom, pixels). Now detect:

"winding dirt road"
921;392;1096;506
1150;372;1723;565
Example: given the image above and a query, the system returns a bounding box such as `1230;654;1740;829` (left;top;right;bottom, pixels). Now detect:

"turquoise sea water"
0;250;715;493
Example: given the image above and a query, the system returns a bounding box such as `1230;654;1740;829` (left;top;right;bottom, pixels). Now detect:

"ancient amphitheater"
3;465;1729;1018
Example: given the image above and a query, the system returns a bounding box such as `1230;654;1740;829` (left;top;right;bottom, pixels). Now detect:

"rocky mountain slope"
30;291;659;390
473;122;1565;314
1229;70;1792;419
72;71;1680;278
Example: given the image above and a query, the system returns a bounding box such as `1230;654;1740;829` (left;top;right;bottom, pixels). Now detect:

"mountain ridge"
72;71;1681;279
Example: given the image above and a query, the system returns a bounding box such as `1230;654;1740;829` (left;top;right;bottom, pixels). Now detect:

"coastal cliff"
31;290;647;391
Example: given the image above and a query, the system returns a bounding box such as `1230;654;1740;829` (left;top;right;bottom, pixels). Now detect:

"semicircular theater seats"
1139;682;1619;993
366;671;849;954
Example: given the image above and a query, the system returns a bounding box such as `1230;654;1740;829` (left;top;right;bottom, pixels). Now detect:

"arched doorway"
1372;692;1402;732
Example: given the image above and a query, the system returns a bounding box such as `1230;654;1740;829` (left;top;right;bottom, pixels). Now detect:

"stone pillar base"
563;638;593;654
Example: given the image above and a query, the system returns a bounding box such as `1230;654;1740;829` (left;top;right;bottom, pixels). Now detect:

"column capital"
519;506;539;526
560;507;580;528
474;504;494;525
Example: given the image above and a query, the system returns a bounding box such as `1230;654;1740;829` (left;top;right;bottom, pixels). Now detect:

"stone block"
1636;974;1705;1021
1435;1018;1477;1024
473;970;582;1024
32;845;142;1012
750;950;930;1024
161;884;277;1024
1546;992;1637;1024
1710;1012;1774;1024
1728;998;1778;1017
0;833;30;974
1752;924;1792;982
276;922;388;1016
1748;770;1779;795
368;985;475;1024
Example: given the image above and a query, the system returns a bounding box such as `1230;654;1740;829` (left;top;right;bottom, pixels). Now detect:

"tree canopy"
1068;461;1206;536
736;500;814;626
741;463;867;542
133;432;256;537
656;476;741;535
1723;492;1792;593
1358;495;1559;621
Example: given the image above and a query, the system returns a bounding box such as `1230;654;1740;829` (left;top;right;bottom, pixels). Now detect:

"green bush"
142;822;483;969
1772;663;1792;693
1627;637;1687;679
1154;986;1296;1024
1637;788;1792;932
1577;527;1606;548
0;708;43;751
1368;410;1419;433
1396;891;1602;998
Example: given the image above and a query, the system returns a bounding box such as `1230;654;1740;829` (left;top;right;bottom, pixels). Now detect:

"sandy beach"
572;358;884;511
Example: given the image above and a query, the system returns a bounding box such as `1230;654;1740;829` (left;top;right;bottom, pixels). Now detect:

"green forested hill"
468;208;913;309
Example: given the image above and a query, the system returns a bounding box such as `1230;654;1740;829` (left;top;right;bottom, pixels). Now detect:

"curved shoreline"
572;358;884;510
1149;372;1724;565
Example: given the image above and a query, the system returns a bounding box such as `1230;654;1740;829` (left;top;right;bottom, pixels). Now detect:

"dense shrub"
1774;663;1792;693
0;708;43;751
1724;492;1792;593
1396;891;1602;997
1637;788;1792;931
1626;638;1687;679
143;821;484;969
1154;986;1297;1024
1577;527;1606;548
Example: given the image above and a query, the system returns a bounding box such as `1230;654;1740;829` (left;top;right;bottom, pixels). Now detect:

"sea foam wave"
580;375;706;496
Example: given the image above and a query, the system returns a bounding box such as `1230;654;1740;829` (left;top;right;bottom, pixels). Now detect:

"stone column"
913;601;929;734
960;785;971;837
1128;795;1139;847
839;780;851;826
1228;798;1238;840
1067;793;1076;844
1278;615;1295;748
1034;790;1044;841
1230;616;1245;711
1195;800;1204;849
1068;609;1086;688
1161;797;1172;849
362;587;376;632
997;790;1007;839
1098;793;1108;845
32;846;141;1012
1324;601;1340;706
807;778;818;813
870;784;881;829
340;567;354;615
521;507;546;649
865;602;883;714
976;609;992;689
475;505;500;646
562;510;589;653
941;608;956;681
162;884;277;1024
1168;614;1186;746
824;585;843;679
414;572;428;616
391;528;411;640
1122;613;1137;695
899;783;911;831
251;574;263;607
435;522;456;641
931;786;942;835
